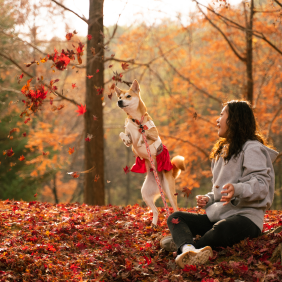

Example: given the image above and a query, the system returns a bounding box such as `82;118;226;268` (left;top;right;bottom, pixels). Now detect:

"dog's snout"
118;100;123;107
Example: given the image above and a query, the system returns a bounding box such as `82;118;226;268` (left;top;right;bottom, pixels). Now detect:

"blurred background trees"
0;0;281;209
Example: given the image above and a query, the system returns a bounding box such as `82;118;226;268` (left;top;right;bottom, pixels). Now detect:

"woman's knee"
167;211;186;224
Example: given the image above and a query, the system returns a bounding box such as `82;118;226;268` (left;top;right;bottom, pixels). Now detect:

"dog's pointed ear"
115;86;122;97
130;79;140;94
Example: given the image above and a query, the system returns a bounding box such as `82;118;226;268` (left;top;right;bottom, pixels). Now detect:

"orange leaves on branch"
121;62;129;70
19;155;25;161
182;187;192;198
76;104;87;116
68;147;75;155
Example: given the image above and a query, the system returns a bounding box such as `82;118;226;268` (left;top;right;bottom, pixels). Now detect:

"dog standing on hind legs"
115;79;185;225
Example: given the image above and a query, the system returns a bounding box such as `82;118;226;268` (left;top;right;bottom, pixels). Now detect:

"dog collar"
131;117;148;133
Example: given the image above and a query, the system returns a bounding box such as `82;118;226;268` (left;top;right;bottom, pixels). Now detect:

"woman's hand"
196;195;209;208
220;183;235;206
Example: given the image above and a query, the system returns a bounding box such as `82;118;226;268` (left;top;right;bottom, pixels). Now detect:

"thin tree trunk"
245;0;254;104
84;0;105;205
52;174;59;204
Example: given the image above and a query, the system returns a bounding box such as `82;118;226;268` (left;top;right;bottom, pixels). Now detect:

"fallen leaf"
34;193;37;197
171;218;180;224
6;148;14;157
19;155;25;161
68;147;75;155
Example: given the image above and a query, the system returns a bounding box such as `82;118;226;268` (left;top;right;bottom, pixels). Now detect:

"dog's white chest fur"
125;119;162;160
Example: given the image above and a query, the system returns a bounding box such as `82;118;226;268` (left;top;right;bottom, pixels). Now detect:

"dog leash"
133;116;171;218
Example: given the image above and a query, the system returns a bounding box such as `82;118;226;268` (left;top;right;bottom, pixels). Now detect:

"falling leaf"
174;193;178;196
17;73;24;83
121;62;129;70
40;57;48;63
22;132;26;137
94;174;100;182
182;187;192;198
87;34;92;40
193;112;198;120
85;137;90;142
19;155;25;161
50;97;53;105
107;180;111;183
96;69;99;73
72;83;76;89
93;115;98;121
57;105;64;110
24;118;30;124
76;104;87;116
171;218;180;224
111;54;115;57
66;33;73;41
34;193;37;197
68;147;75;155
123;166;130;174
73;172;80;178
6;148;14;157
87;75;93;79
109;65;113;68
42;151;49;156
73;30;78;34
51;105;57;111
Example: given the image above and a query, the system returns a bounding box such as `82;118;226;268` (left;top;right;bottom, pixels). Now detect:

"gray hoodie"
204;140;279;231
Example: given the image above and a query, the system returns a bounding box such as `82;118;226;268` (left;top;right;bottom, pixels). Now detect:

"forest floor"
0;200;281;281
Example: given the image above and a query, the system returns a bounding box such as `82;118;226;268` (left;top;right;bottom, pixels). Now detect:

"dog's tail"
171;156;185;179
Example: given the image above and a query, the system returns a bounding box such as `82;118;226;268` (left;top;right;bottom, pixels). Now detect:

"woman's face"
216;106;228;138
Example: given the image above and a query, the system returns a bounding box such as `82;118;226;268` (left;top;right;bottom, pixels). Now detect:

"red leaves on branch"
76;104;87;116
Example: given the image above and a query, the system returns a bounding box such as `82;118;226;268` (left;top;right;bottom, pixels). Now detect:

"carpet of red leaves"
0;200;282;281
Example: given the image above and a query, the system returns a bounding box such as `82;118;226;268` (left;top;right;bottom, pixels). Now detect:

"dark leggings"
167;211;261;254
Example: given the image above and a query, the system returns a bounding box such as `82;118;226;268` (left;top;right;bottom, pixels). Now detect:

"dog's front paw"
119;132;132;147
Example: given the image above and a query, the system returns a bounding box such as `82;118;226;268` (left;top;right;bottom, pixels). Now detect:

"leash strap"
138;116;171;218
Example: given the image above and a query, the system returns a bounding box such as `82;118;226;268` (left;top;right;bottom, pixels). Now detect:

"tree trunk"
84;0;105;205
125;148;131;205
52;174;59;204
245;0;254;104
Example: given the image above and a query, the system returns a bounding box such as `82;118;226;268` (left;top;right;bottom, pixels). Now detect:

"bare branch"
160;134;210;158
196;3;246;62
267;103;282;138
194;1;282;57
160;49;222;104
0;87;22;95
273;0;282;8
0;52;80;106
50;0;88;24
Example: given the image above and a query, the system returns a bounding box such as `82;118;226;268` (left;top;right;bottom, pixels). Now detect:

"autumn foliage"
0;200;281;281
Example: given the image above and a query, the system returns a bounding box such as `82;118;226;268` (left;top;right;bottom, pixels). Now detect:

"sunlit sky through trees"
24;0;243;40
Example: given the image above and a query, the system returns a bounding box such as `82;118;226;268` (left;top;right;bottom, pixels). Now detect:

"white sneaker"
175;244;213;268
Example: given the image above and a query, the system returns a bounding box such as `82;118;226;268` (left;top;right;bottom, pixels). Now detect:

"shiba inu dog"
115;79;185;225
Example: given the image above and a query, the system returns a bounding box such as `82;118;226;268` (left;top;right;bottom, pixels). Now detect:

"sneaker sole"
175;246;213;268
160;235;177;252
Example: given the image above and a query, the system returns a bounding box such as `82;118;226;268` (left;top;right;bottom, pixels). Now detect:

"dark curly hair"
210;100;272;162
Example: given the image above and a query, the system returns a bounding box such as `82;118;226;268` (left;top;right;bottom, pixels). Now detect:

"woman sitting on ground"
160;100;279;268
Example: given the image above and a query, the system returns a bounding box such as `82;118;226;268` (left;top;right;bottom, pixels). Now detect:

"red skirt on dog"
131;144;173;173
